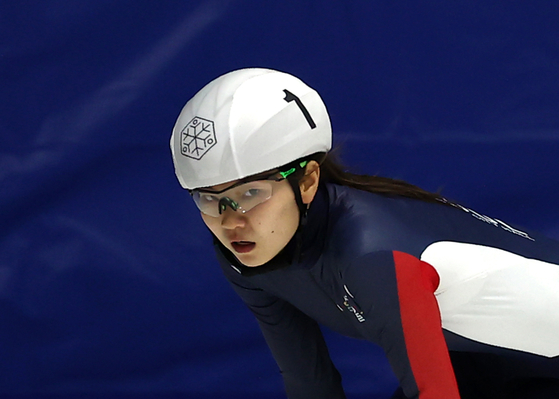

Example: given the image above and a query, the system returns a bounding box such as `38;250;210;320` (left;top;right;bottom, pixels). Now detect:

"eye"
200;194;218;204
243;188;260;198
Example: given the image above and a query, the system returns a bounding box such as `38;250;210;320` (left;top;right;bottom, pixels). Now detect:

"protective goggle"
190;161;308;217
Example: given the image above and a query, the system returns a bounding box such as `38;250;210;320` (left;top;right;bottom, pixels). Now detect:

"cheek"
267;196;299;236
201;214;218;234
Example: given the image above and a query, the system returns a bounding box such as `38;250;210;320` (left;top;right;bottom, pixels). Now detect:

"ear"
299;161;320;205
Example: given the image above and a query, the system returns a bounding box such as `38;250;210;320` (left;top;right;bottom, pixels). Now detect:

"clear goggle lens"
192;180;274;217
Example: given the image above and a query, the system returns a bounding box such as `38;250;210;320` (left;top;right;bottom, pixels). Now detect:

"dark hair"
312;150;451;205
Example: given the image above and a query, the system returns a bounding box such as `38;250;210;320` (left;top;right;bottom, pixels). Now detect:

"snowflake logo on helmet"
180;117;217;160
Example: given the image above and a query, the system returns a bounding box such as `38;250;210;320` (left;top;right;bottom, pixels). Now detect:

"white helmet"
170;68;332;189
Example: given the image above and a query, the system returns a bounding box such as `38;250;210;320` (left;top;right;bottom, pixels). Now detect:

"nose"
220;207;246;229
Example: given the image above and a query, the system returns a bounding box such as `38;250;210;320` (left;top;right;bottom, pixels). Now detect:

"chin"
244;263;264;268
230;243;285;267
236;256;268;267
234;250;278;268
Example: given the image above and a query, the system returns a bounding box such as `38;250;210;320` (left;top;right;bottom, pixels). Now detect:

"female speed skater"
170;67;559;398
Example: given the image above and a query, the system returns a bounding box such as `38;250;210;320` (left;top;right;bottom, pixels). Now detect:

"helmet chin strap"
283;153;327;264
286;177;308;224
285;176;309;264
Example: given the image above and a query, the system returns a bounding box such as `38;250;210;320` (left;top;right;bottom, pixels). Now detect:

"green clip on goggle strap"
279;160;308;179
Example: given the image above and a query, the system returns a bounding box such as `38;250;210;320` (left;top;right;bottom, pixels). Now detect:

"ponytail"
316;150;451;205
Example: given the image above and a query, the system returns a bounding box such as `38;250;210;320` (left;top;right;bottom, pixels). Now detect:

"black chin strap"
285;175;308;265
283;152;327;265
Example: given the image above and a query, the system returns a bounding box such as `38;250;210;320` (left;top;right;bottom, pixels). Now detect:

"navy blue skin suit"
213;182;559;399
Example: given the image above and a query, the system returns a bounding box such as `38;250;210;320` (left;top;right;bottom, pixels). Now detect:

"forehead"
206;180;239;193
199;169;280;193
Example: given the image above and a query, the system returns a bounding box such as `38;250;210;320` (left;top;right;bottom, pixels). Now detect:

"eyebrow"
197;186;231;194
196;170;281;195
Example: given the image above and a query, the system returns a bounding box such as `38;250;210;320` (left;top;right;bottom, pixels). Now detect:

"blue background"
2;1;558;398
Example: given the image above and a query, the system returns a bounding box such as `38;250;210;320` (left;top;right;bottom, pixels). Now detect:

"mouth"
231;241;256;253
